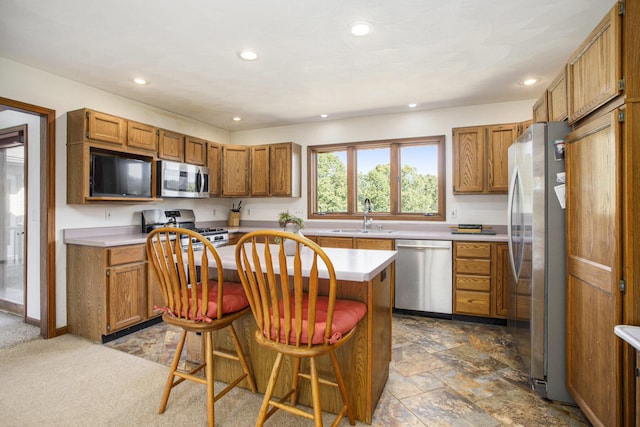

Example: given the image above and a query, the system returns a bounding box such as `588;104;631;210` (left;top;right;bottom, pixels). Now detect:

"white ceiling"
0;0;614;131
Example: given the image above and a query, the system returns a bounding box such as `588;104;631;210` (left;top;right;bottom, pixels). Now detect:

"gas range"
141;209;229;248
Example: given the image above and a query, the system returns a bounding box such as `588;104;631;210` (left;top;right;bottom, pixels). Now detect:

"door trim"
0;97;56;339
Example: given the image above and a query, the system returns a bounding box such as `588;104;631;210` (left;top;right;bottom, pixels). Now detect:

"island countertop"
213;243;397;282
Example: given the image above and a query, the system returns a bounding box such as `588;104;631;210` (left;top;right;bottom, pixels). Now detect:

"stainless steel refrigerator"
507;122;574;403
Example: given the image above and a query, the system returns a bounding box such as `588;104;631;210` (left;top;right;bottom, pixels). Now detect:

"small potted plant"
278;212;304;255
278;211;305;231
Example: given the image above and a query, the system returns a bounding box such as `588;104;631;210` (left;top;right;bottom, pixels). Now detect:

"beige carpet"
0;334;362;426
0;310;41;349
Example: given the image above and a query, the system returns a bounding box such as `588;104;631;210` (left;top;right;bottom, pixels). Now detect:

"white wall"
0;56;534;329
230;100;535;226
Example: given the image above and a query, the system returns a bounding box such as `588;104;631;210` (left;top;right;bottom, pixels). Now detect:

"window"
308;135;446;221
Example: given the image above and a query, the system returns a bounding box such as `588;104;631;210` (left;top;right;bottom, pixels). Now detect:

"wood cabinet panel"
567;6;621;124
532;92;549;123
221;145;250;196
107;263;146;332
455;290;490;316
184;136;206;166
86;110;126;146
455;275;490;292
207;142;221;196
452;126;485;193
455;242;491;258
493;243;509;318
270;142;301;197
315;236;353;248
250;145;270;196
127;121;157;152
158;129;184;161
108;245;145;265
548;67;568;121
487;123;519;193
354;238;394;250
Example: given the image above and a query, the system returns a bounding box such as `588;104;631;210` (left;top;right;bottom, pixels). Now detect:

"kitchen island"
202;243;396;424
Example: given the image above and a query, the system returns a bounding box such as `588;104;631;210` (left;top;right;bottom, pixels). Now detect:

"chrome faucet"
363;198;372;231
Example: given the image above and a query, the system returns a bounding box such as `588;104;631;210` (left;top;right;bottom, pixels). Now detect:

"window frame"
307;135;446;221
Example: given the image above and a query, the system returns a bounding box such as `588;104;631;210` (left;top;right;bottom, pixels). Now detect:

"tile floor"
106;313;591;426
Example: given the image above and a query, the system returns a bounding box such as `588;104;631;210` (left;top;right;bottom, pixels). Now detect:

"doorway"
0;125;26;315
0;97;56;339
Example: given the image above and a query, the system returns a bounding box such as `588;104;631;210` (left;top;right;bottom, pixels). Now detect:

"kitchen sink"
330;229;394;234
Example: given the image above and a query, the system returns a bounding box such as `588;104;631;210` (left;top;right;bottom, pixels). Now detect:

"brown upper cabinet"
547;67;568;121
127;120;158;152
83;109;126;146
269;142;301;197
249;142;302;198
184;136;207;166
221;144;250;197
157;129;185;162
453;122;519;194
567;5;622;124
207;142;222;196
532;92;549;123
250;145;270;197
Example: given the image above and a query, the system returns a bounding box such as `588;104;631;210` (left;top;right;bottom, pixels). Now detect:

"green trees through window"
310;135;445;221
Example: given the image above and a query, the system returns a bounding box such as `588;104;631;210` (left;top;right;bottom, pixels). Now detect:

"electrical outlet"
247;208;251;216
294;210;304;216
213;209;216;216
450;207;457;219
105;209;112;221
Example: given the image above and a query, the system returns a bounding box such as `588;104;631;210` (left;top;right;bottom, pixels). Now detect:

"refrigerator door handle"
507;166;519;281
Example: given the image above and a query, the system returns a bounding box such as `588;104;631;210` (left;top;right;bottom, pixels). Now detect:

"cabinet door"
127;121;157;152
565;109;622;425
452;127;485;193
354;238;394;250
532;92;549;123
486;123;518;193
185;136;206;166
315;236;353;248
548;67;568;122
221;145;250;196
107;263;146;333
270;143;301;197
158;129;185;161
207;142;221;196
567;6;621;124
86;110;126;146
250;145;270;196
493;243;509;318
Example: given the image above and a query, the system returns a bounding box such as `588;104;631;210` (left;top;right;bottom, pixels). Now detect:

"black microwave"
90;151;153;198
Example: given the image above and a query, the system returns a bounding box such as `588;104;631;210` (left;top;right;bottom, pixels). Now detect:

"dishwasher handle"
396;244;451;250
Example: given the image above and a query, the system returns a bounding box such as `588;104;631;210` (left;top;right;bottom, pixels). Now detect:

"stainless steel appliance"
141;209;228;249
394;239;452;315
157;160;210;198
507;122;573;403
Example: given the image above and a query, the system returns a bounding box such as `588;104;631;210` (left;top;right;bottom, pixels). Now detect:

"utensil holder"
228;211;240;227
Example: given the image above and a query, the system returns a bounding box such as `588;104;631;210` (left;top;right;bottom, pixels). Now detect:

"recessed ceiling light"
522;78;538;86
133;78;148;85
350;21;373;37
238;50;258;61
320;114;328;118
408;103;418;108
233;116;242;122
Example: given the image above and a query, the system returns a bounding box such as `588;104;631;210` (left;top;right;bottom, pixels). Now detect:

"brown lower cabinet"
453;241;508;319
67;244;158;342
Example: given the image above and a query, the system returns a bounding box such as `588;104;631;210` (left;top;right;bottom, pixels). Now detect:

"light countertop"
63;223;508;247
215;243;396;282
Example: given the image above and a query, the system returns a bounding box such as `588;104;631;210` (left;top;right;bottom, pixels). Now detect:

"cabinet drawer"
455;290;490;316
108;245;146;265
455;258;491;275
354;238;394;250
316;236;352;248
455;274;490;291
455;242;491;258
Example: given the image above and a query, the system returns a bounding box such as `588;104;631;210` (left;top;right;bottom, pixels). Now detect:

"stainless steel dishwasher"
394;239;452;315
